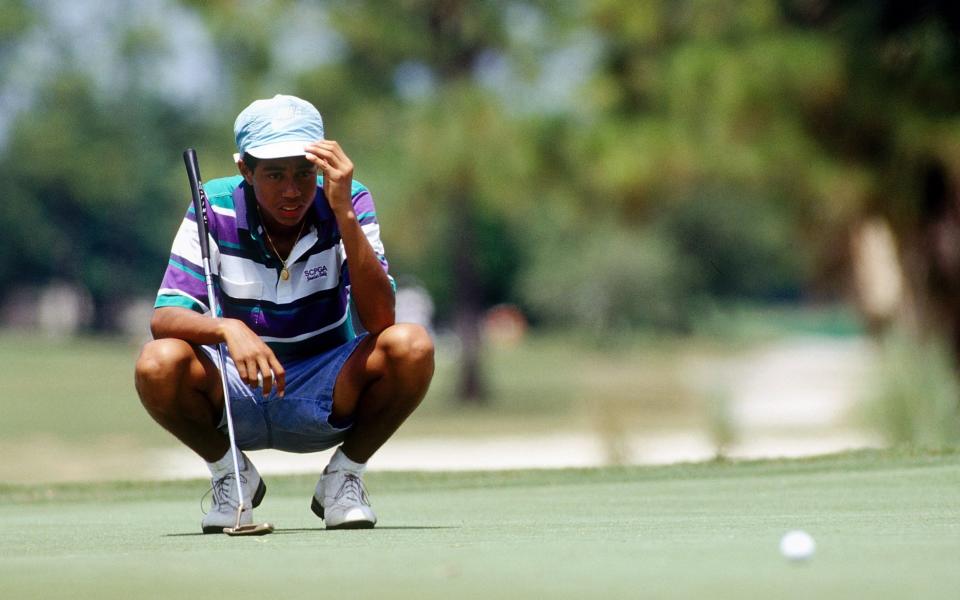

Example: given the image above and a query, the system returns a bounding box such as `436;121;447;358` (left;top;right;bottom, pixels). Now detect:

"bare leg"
134;338;229;462
332;323;435;463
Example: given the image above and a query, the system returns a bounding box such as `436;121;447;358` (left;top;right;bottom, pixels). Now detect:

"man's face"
241;156;318;230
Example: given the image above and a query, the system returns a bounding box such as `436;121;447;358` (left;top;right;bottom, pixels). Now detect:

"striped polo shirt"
155;175;393;360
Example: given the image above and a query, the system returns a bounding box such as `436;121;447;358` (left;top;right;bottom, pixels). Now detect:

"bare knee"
135;339;198;403
376;323;435;373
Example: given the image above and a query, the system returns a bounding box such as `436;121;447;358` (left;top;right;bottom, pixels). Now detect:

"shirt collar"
233;182;251;230
311;185;333;221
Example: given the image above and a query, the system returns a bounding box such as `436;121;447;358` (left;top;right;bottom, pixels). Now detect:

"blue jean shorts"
200;334;366;453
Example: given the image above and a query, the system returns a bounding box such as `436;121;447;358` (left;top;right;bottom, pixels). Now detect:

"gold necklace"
256;205;307;281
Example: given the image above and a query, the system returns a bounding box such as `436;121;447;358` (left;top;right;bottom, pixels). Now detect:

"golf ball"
780;530;815;561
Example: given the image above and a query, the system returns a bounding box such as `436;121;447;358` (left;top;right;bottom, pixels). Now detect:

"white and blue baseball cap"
234;94;325;159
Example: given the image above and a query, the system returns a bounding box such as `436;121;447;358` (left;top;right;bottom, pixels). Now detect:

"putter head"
222;504;273;536
223;522;274;536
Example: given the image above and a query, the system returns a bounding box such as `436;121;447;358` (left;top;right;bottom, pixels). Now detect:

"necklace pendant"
280;268;290;281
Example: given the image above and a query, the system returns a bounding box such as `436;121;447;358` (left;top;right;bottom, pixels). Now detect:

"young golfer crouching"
135;94;434;533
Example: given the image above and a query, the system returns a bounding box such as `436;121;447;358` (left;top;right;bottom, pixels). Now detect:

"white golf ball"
780;530;815;561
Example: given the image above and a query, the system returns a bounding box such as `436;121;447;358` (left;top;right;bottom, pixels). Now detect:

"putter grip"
183;148;211;261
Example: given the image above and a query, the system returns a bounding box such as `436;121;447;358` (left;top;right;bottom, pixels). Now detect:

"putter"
183;148;274;537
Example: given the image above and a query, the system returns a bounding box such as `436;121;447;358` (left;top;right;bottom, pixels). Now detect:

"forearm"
150;306;231;345
336;212;396;334
151;306;287;395
303;139;395;333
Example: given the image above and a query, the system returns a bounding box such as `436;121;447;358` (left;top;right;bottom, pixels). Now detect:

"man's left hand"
304;140;354;217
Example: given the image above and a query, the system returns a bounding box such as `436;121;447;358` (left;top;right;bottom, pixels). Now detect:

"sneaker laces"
200;472;249;515
333;472;370;507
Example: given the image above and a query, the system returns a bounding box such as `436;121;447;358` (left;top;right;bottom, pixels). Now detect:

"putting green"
1;449;958;599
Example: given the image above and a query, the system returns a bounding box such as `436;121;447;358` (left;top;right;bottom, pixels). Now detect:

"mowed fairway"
1;449;957;599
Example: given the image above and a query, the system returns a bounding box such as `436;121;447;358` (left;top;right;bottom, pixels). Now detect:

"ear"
236;154;254;185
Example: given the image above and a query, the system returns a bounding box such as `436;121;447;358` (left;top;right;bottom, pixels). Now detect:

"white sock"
327;447;366;473
207;448;237;479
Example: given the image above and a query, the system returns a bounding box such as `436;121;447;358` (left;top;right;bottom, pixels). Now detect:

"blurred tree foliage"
2;0;960;370
784;0;960;363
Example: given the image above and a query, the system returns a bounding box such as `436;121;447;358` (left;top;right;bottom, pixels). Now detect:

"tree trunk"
850;162;960;375
913;163;960;367
451;181;487;404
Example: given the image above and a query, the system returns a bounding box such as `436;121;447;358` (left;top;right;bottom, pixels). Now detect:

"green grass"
0;333;166;443
0;331;703;441
2;327;954;597
0;304;868;445
692;303;865;341
416;332;709;437
1;449;957;599
0;307;858;448
0;331;713;482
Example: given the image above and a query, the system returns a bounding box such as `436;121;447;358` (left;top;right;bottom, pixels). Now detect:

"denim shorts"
200;334;366;453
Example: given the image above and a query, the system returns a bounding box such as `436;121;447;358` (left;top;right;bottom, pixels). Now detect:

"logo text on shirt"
304;265;328;281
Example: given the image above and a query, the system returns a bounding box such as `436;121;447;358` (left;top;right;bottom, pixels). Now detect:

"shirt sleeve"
340;187;396;292
154;203;216;314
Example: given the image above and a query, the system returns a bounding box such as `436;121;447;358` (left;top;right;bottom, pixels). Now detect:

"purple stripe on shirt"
220;295;348;339
156;175;389;355
352;190;375;215
161;254;207;296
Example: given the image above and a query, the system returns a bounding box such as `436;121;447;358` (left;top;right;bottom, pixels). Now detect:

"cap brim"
244;140;311;159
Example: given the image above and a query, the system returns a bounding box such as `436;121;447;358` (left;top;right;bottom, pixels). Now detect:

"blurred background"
2;0;960;483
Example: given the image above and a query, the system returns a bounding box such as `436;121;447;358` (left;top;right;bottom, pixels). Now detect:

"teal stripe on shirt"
155;293;203;311
168;258;205;281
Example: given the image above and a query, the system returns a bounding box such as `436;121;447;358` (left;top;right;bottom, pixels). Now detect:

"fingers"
305;139;345;158
238;357;265;391
238;359;283;398
221;320;286;397
304;140;353;179
269;356;286;398
305;141;354;215
251;356;286;398
255;355;273;396
234;356;255;388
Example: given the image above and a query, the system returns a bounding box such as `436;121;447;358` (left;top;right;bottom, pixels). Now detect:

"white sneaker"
311;467;377;529
202;452;266;534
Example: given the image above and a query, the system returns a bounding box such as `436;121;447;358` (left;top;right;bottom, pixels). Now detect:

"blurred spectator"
396;283;435;335
483;304;527;348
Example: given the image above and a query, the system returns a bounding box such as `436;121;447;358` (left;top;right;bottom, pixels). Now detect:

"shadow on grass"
164;525;458;537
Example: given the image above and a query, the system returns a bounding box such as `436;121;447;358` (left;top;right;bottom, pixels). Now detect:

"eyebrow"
262;161;315;173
